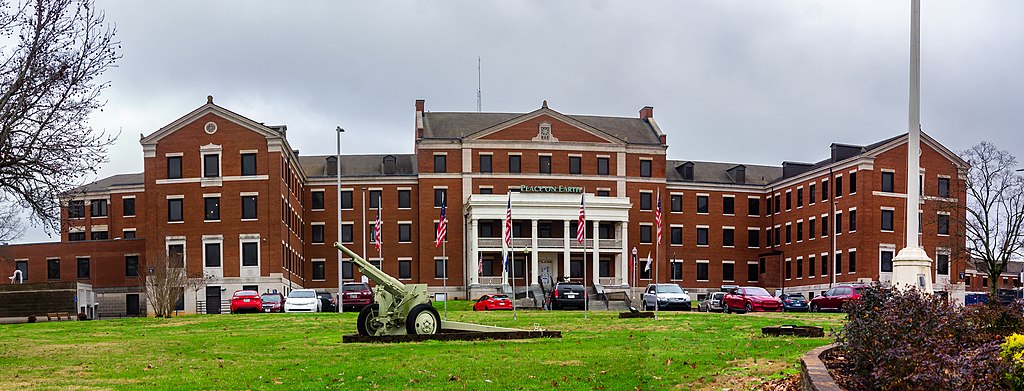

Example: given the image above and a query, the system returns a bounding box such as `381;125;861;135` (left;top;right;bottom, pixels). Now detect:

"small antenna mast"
476;56;482;112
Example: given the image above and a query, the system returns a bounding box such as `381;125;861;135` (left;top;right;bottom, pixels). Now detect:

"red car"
260;292;285;313
723;287;783;313
339;282;374;311
230;290;263;314
473;294;513;311
809;284;866;312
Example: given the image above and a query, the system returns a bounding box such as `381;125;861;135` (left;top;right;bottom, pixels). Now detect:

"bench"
46;312;72;321
594;284;632;309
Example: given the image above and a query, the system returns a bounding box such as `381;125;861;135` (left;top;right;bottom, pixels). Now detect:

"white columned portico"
469;219;479;285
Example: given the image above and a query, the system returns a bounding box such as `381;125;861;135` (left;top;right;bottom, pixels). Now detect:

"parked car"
284;289;321;312
549;282;587;310
317;292;337;313
641;283;692;311
698;292;726;312
339;282;373;311
780;293;809;312
230;290;262;314
473;294;513;311
809;284;866;312
723;287;783;313
260;292;285;313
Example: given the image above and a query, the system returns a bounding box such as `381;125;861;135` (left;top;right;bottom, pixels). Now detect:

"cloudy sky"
16;0;1024;242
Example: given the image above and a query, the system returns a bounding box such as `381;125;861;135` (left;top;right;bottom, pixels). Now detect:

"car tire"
356;303;381;336
724;305;731;314
745;303;752;313
406;304;441;335
837;303;844;313
810;303;819;313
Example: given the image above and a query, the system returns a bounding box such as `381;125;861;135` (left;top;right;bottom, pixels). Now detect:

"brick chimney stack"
639;106;654;120
415;99;425;140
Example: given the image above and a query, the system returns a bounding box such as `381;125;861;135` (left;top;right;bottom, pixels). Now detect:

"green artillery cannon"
335;243;441;336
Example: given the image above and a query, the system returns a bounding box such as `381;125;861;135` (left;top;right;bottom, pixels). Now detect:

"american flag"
655;190;663;245
577;193;586;244
373;203;382;253
434;193;447;248
503;192;512;248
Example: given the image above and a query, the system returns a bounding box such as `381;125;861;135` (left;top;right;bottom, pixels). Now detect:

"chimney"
415;99;424;112
639;106;654;120
415;99;425;140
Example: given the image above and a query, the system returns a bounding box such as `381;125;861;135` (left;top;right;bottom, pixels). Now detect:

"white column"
620;221;629;286
531;219;539;287
563;220;571;281
469;219;479;285
592;220;600;285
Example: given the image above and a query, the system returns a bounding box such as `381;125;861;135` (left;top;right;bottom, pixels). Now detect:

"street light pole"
336;126;344;314
632;247;638;304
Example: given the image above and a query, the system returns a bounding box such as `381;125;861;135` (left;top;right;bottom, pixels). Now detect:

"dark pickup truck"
550;282;587;310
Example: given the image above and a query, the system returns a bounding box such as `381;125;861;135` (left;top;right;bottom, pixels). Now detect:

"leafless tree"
956;142;1024;298
0;199;23;242
140;253;187;318
0;0;120;236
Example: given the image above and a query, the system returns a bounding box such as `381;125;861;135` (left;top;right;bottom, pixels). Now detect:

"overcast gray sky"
16;0;1024;242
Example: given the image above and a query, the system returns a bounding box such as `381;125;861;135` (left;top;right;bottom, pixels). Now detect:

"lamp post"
336;126;344;313
632;247;638;303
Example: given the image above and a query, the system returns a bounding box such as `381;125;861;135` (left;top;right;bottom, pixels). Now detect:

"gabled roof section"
139;96;286;146
69;173;145;194
667;160;781;186
299;154;417;178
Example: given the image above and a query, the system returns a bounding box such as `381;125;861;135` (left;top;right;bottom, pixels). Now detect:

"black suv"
549;282;587;310
316;292;337;313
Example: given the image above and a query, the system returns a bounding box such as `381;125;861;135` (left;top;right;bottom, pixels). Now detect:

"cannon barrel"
333;242;408;300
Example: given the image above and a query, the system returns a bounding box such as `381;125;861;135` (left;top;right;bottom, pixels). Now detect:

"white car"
284;289;321;312
641;283;692;311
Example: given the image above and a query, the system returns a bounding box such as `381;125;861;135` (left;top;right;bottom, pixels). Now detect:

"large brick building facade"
0;97;973;314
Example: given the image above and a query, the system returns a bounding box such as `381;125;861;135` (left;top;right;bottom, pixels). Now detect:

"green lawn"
0;303;844;390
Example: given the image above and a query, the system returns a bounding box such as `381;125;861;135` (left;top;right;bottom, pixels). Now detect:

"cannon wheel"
406;304;441;335
357;304;381;336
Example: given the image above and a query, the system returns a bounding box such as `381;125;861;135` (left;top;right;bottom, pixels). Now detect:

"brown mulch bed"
755;373;800;391
819;347;872;390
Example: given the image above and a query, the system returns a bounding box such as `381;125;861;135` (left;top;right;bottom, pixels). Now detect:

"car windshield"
854;287;865;295
713;293;724;299
786;294;805;300
289;291;316;298
233;290;258;297
343;284;369;292
260;295;281;302
658;285;684;294
492;294;509;300
744;287;772;297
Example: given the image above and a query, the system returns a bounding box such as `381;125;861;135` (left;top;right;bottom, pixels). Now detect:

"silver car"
698;292;726;312
641;283;692;311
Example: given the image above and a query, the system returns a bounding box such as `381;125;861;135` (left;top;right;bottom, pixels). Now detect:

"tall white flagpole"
583;191;588;320
508;191;517;321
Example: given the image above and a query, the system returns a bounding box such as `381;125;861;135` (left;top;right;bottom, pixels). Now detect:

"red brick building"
0;97;969;314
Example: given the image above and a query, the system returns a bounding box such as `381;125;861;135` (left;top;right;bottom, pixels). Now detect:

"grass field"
0;303;844;390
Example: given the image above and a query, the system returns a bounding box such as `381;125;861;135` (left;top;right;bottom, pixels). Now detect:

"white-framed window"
695;260;709;282
200;144;222;178
670;258;683;281
122;228;137;239
796;256;804;279
165;237;186;268
241;234;260;268
312;258;326;281
785;257;792;280
848;248;857;274
398;257;413;280
202;235;224;268
311;222;326;244
935;247;951;276
722;260;735;282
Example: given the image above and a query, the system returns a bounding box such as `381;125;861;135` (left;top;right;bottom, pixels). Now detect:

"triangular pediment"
865;131;969;168
140;101;284;146
467;107;625;145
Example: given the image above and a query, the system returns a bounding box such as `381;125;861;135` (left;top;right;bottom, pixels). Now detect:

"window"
242;196;257;219
311;224;325;244
204;242;221;267
241;153;257;176
369;190;382;209
671;227;683;245
48;259;60;279
596;189;610;197
723;262;734;282
398;190;411;209
125;255;139;277
671;261;683;280
399;259;412;279
844;209;855;232
835;176;843;197
91;231;108;240
434;188;446;208
671;195;682;212
696;195;708;214
312;260;325;280
809;183;816;204
882;172;895;192
341;190;353;209
433;155;446;173
937;253;949;275
77;257;90;279
723;228;734;247
822;179;829;200
203;154;220;177
168;199;183;222
342;261;353;279
797;258;803;278
167;244;184;267
797;221;803;241
599;259;611;277
123;230;136;239
640;160;652;177
835;213;842;235
435;258;448;278
938;214;950;235
509;155;521;173
69;232;85;241
167;156;182;179
68;200;85;218
849;251;857;273
539;155;552;174
242;242;258;267
748;198;759;216
785;259;791;279
834;253;842;275
399;223;411;242
881;250;894;272
640;192;652;211
123;198;136;217
723;197;734;215
938;177;950;197
747;263;758;282
204;197;220;221
850;172;857;193
774;227;781;246
822;216;829;237
569;156;581;175
809;218;816;238
759;258;766;274
809;256;816;276
597;157;609;175
747;229;759;248
774;194;781;214
785;191;792;211
480;187;493;195
91;199;108;217
696;227;709;246
696;262;709;281
881;210;895;231
480;154;492;173
785;224;792;244
640;225;652;244
311;191;325;210
821;255;828;276
341;223;353;243
571;258;585;279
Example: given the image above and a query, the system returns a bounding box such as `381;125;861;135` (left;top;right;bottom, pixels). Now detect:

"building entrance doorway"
205;286;221;314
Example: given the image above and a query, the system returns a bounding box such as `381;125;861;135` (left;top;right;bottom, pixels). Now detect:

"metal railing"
195;300;231;314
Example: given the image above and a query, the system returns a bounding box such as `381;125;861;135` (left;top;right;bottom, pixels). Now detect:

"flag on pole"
434;193;447;247
655;190;663;245
478;252;483;274
577;193;586;244
645;252;652;272
373;204;382;252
